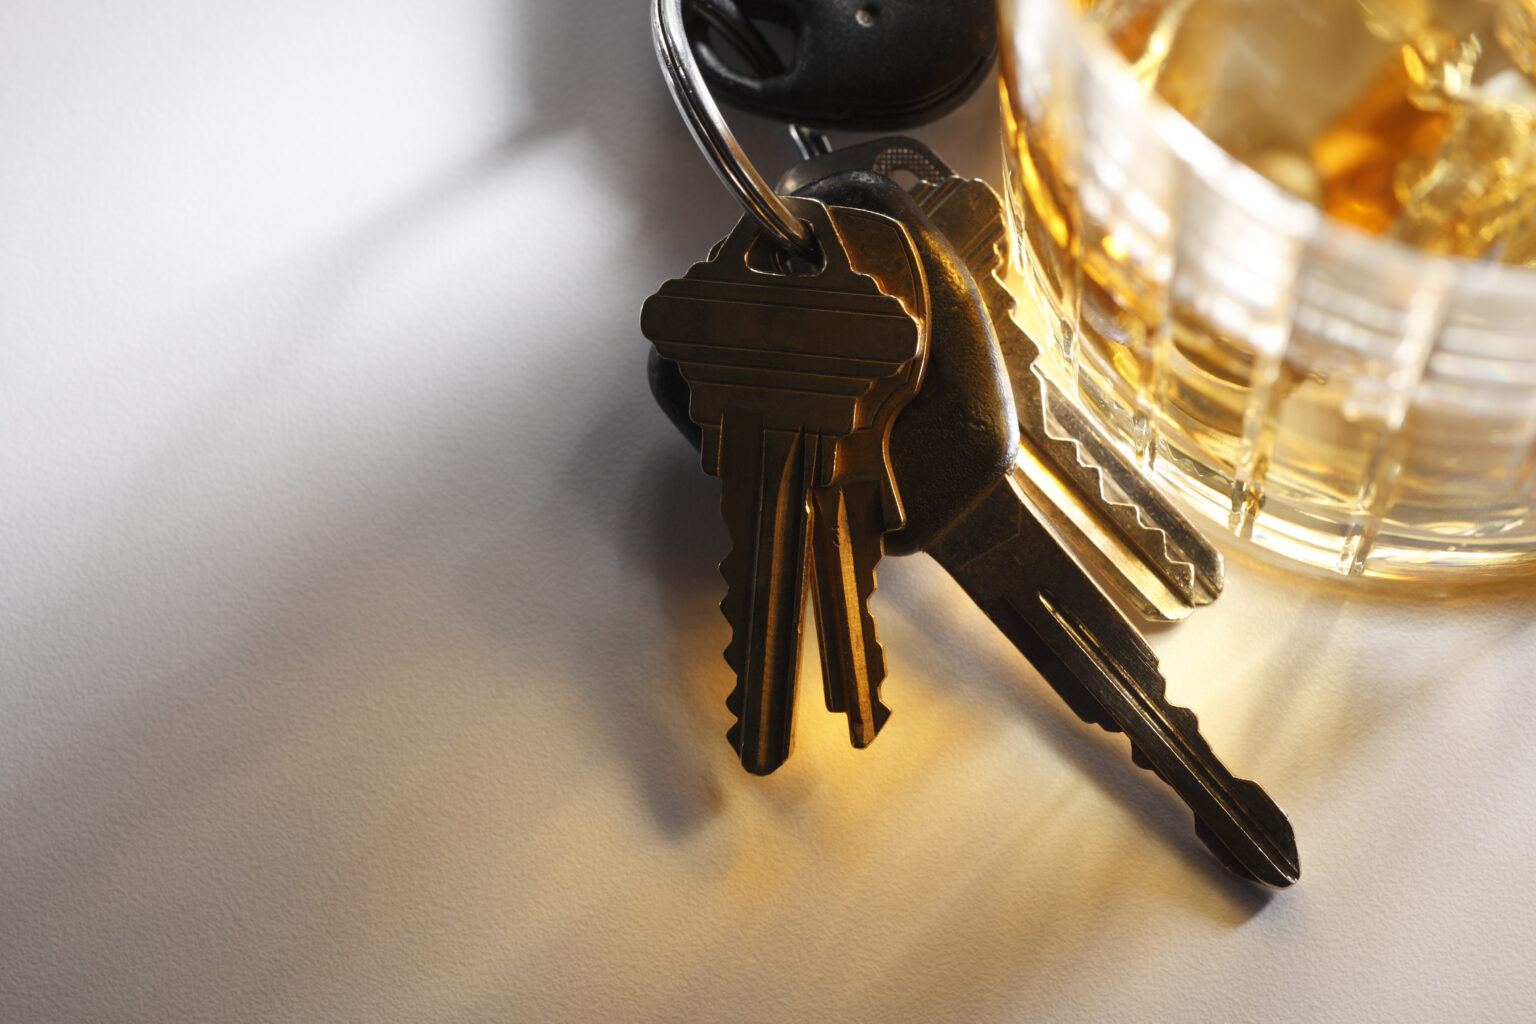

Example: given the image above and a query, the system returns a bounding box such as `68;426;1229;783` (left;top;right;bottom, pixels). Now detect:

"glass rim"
1038;0;1536;302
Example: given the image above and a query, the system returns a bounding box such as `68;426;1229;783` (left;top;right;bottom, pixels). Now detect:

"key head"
648;171;1017;553
642;195;925;485
689;0;997;130
789;170;1019;556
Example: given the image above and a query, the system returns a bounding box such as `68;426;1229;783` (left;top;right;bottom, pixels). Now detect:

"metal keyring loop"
651;0;817;259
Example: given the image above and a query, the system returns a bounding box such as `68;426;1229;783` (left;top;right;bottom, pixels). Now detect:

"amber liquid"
1000;0;1536;576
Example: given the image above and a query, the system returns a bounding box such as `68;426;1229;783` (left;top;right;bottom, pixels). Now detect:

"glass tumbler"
998;0;1536;579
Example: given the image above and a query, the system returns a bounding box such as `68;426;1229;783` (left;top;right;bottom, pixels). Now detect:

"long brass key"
798;170;1299;886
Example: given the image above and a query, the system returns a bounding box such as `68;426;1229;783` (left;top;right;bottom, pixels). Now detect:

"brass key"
642;196;924;774
803;199;930;749
799;169;1298;887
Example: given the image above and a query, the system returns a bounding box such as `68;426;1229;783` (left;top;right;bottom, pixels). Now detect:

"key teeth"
857;555;891;743
843;638;891;749
717;519;800;777
982;270;1218;606
1035;383;1222;603
1128;735;1262;881
717;533;756;766
1035;413;1196;593
878;158;1219;607
718;553;748;677
718;551;755;766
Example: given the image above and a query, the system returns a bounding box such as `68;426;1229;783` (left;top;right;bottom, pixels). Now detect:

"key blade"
927;472;1299;888
1014;415;1206;623
972;251;1225;619
719;422;816;775
1029;588;1298;887
1037;374;1224;609
808;481;891;747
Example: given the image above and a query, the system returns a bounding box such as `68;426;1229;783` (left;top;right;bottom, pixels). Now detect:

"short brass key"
642;195;924;774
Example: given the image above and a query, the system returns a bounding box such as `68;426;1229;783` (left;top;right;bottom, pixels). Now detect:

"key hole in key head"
855;5;878;28
744;225;826;276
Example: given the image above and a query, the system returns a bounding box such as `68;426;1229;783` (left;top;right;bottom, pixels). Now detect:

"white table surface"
4;3;1535;1022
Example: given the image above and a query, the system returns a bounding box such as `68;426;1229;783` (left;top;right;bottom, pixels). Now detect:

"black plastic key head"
782;137;1226;619
688;0;998;130
791;171;1018;555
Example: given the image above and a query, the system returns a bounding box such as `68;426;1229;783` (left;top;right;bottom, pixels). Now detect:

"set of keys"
643;0;1298;887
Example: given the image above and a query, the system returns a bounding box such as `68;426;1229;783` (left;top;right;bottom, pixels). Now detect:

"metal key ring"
651;0;818;259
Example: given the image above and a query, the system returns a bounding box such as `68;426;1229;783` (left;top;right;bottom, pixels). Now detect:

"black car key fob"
686;0;997;130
